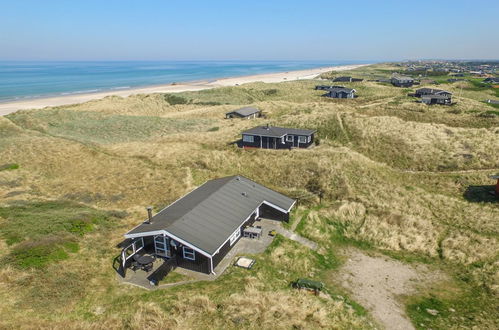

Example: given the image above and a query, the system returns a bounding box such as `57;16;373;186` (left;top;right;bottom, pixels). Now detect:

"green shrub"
164;94;191;105
8;238;79;269
208;126;220;132
479;110;499;117
194;101;223;106
263;89;279;96
0;201;112;245
0;163;19;171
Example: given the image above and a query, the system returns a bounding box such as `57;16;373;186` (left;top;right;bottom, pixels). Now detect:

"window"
286;135;294;142
183;247;195;260
298;136;307;143
229;228;241;246
243;135;254;143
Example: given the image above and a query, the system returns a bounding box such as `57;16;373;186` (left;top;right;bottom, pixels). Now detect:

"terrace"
116;218;280;290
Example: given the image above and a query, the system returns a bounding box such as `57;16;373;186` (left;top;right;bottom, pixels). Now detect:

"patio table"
243;226;262;239
136;255;155;266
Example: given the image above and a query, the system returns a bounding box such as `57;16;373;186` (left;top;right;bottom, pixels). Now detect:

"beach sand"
0;64;368;116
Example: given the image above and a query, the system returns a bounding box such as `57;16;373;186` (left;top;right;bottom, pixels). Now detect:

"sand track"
338;250;442;330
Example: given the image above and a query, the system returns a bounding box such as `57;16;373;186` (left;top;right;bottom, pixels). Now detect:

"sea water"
0;60;369;102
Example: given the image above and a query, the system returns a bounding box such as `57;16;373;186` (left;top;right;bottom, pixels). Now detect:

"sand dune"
0;64;368;116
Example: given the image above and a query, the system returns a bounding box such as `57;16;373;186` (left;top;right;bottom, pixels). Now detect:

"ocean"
0;60;369;103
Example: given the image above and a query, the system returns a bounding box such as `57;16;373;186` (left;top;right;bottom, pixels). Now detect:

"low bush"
164;94;191;105
0;163;19;171
7;237;79;269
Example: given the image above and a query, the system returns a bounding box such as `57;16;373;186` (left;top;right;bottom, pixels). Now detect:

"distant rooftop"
226;106;260;117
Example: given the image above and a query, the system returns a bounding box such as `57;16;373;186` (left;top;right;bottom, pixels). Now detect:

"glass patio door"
154;235;170;258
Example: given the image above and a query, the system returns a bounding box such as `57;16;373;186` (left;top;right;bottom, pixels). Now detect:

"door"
154;235;170;258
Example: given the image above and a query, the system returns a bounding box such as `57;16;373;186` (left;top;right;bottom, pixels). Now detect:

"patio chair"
142;263;153;272
131;261;140;272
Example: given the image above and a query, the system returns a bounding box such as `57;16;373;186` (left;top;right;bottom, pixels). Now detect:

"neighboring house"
391;74;415;87
241;125;315;149
123;175;295;274
485;99;499;105
414;88;452;97
491;175;499;197
323;86;356;99
226;107;261;119
333;76;363;82
483;77;499;84
421;94;452;105
315;85;336;90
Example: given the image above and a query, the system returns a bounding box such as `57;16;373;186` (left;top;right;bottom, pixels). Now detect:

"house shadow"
112;255;126;278
463;185;498;203
228;139;243;147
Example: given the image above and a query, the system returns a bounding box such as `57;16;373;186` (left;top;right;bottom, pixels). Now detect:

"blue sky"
1;0;498;61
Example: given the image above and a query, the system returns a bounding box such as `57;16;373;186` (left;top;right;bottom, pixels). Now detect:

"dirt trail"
338;250;441;330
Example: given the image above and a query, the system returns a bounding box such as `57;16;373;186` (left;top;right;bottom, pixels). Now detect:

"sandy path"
0;64;369;116
338;250;439;330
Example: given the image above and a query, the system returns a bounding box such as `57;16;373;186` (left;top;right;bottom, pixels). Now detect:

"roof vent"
146;206;153;224
242;192;248;197
236;176;240;181
265;123;270;129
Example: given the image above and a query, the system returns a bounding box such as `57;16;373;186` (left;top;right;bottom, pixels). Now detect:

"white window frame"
298;136;307;143
286;135;294;142
307;136;311;143
182;246;195;260
229;228;241;246
243;135;254;143
121;237;145;268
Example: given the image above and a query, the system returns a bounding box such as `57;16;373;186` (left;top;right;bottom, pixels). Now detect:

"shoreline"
0;63;370;116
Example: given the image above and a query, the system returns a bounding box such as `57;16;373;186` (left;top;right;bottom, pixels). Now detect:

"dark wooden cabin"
226;107;261;119
421;94;452;105
414;88;452;97
491;175;499;197
391;74;415;87
241;125;315;149
323;86;356;99
483;77;499;84
333;76;363;82
315;85;335;90
123;175;295;274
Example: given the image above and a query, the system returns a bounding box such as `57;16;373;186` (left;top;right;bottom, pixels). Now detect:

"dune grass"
0;63;497;328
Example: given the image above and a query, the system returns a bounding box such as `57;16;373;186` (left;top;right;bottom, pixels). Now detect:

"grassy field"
0;63;497;329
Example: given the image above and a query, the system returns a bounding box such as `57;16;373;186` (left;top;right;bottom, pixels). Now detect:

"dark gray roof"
391;74;414;81
242;125;316;138
416;88;452;95
326;87;356;93
484;77;499;83
226;107;260;117
125;175;295;255
333;76;352;81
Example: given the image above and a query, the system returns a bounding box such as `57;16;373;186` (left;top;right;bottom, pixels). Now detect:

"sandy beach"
0;64;368;116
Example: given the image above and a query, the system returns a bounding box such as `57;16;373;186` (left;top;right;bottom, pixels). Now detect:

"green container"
292;278;324;291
